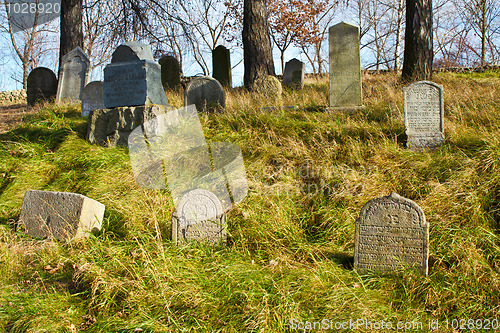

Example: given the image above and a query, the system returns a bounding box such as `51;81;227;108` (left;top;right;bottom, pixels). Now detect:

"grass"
1;71;500;332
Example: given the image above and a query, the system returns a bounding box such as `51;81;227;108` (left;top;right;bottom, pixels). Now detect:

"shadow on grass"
0;127;72;152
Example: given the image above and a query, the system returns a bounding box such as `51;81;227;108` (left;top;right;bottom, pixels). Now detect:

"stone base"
86;105;170;147
326;105;366;113
19;190;105;241
171;211;227;246
407;133;445;151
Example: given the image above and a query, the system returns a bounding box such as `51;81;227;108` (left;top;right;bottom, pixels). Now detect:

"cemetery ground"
0;71;500;332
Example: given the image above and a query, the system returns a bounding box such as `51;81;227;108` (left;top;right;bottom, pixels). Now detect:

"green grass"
1;72;500;332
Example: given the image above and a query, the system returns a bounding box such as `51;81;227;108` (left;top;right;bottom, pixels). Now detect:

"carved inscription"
354;193;429;275
404;81;445;150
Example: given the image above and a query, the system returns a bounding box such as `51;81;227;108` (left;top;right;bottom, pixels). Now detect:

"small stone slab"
56;47;91;102
354;193;429;275
283;58;305;89
159;55;181;89
111;41;154;63
81;81;104;116
172;189;226;245
19;190;105;241
404;81;445;151
212;45;232;87
27;67;58;106
184;76;225;113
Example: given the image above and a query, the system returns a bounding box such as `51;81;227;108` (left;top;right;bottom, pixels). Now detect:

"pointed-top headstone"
56;47;91;103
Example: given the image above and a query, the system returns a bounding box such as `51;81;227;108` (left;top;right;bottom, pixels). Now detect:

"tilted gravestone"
19;190;105;241
354;193;429;275
212;45;232;87
283;58;305;89
185;76;225;113
329;22;363;109
81;81;104;117
172;189;227;245
404;81;445;151
27;67;58;106
104;41;169;108
252;75;282;98
159;55;181;90
56;47;91;103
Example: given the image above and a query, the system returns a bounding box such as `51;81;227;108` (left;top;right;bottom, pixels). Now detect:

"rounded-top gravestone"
159;55;181;90
252;75;282;98
283;58;305;89
185;76;225;113
27;67;57;106
212;45;232;87
111;41;154;63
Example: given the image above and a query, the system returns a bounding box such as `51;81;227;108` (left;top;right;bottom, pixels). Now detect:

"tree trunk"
243;0;275;88
394;0;404;70
402;0;433;81
59;0;83;72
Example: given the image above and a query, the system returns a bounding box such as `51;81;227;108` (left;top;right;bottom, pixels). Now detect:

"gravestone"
283;58;305;89
354;193;429;275
104;42;169;108
159;55;181;90
329;22;363;109
172;189;227;245
26;67;58;106
81;81;104;117
404;81;445;151
212;45;232;87
19;190;105;241
56;47;91;103
252;75;282;98
185;76;225;113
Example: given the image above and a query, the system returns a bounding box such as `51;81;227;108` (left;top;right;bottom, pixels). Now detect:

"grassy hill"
1;71;500;332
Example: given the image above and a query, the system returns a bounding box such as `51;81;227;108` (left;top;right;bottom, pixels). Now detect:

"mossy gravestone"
56;47;91;102
159;55;181;90
283;58;304;89
252;75;282;98
19;190;105;241
404;81;445;151
354;193;429;275
212;45;232;87
185;76;225;113
27;67;57;106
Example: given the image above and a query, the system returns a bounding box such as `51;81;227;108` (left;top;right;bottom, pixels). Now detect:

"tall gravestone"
159;55;181;90
404;81;445;151
329;22;363;109
27;67;58;106
354;193;429;275
212;45;232;87
185;76;225;113
104;42;169;108
283;58;305;89
81;81;104;116
56;47;91;103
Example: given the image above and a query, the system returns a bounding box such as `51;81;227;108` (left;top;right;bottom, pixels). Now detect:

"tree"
59;0;83;71
402;0;433;80
243;0;275;88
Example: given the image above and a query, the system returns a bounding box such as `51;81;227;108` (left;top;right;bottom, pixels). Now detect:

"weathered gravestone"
19;190;105;241
354;193;429;275
27;67;58;106
172;189;227;245
159;55;181;90
81;81;104;117
404;81;445;151
212;45;232;87
104;42;169;108
283;58;305;89
329;22;363;109
185;76;225;113
87;105;171;147
252;75;282;98
56;47;91;103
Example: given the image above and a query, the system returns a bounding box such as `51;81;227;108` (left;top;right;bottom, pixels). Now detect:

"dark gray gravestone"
56;47;91;102
329;22;363;109
185;76;225;113
283;58;305;89
159;55;181;90
212;45;232;87
104;42;169;108
19;190;105;241
354;193;429;275
27;67;57;106
81;81;104;116
404;81;445;151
